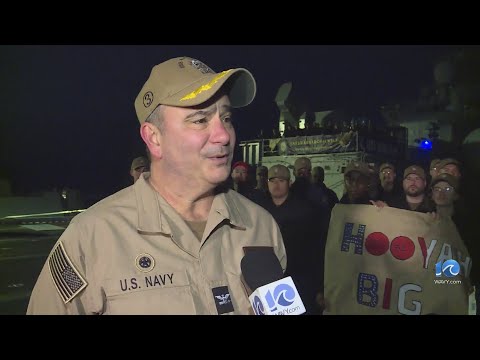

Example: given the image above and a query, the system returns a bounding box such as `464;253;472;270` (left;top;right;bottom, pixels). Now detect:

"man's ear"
140;123;162;159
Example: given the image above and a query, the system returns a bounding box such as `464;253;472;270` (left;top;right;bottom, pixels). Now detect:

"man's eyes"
192;118;208;124
189;114;233;126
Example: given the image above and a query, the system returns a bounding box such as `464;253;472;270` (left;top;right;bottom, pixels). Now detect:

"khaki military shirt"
27;173;286;315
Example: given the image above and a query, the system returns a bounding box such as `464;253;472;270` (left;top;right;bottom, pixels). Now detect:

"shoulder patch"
48;241;88;304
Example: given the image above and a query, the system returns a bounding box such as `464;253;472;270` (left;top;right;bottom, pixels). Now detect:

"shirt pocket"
104;269;196;314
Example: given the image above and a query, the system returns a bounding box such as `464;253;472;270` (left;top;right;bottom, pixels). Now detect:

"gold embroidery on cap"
135;253;155;273
180;70;232;101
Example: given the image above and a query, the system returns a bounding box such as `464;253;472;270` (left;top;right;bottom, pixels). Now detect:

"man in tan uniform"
130;156;149;183
27;56;286;315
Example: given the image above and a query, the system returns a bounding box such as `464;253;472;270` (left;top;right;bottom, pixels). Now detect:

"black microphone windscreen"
240;250;284;291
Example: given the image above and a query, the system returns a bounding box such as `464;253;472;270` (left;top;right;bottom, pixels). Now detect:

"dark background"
0;45;462;203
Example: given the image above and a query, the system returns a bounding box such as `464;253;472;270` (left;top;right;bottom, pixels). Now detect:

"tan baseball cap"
294;157;312;172
430;158;441;170
134;57;257;124
131;156;148;171
268;165;290;180
379;162;395;173
344;161;370;177
437;157;461;169
403;165;426;180
430;173;459;191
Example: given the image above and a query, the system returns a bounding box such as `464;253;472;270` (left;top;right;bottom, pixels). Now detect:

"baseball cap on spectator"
437;158;461;169
379;163;395;173
403;165;426;180
430;173;459;191
134;57;256;124
232;161;249;171
344;161;370;177
268;165;290;180
430;158;441;170
294;157;311;172
131;156;148;171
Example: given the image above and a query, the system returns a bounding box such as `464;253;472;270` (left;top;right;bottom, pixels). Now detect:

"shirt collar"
134;174;246;234
134;173;171;235
211;190;246;230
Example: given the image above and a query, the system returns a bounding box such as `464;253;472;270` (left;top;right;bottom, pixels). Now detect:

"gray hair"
145;105;165;131
144;105;164;159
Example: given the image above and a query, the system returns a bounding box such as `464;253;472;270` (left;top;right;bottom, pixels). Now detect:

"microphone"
241;250;306;315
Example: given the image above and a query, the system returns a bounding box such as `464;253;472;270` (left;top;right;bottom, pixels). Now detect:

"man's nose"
210;116;232;145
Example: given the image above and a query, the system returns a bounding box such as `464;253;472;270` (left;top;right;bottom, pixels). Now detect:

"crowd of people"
228;155;478;314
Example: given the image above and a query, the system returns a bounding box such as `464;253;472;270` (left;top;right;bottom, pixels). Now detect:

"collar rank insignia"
212;286;234;314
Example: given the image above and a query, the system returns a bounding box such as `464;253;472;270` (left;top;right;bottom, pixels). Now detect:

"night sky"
0;45;461;203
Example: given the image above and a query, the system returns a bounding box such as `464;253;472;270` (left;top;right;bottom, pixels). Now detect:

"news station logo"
250;278;305;315
434;259;462;285
252;295;266;315
252;283;295;315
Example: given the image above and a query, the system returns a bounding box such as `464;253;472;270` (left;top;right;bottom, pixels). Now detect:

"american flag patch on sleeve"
48;241;88;304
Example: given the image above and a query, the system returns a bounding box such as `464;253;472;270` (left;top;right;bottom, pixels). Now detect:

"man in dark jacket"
259;164;326;314
312;166;339;210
